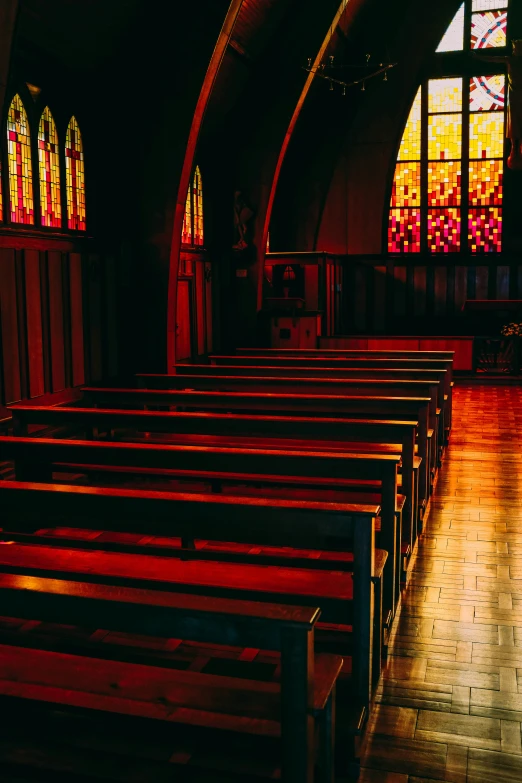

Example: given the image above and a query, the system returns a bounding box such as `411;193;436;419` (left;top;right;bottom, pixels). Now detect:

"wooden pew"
0;436;399;624
78;386;431;509
234;347;455;360
0;482;376;720
210;355;454;438
0;571;335;783
125;374;441;457
144;367;447;464
10;404;420;552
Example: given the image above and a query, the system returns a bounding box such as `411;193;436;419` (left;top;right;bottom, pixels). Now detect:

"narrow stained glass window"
472;0;507;10
437;4;465;53
38;107;61;228
182;185;192;244
65;117;86;231
194;166;204;246
182;166;204;247
7;94;34;225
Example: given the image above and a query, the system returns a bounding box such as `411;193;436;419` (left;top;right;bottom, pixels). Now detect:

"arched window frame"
38;106;62;228
181;165;204;248
387;0;510;256
0;86;87;234
6;92;35;226
64;115;86;232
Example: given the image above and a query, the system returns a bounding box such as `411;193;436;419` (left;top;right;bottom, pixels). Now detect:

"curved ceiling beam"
166;0;244;367
259;0;351;295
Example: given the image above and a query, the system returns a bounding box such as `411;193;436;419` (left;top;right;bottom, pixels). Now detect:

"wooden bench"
127;374;440;459
152;367;447;462
0;571;338;783
10;404;420;553
0;436;399;623
209;355;454;439
78;386;431;509
0;481;377;762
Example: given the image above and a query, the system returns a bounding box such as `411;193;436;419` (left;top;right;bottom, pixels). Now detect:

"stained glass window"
471;10;507;49
397;88;422;161
388;0;508;255
182;166;204;247
7;94;34;225
437;3;465;52
428;209;461;253
38;107;61;228
470;74;505;110
182;185;192;244
65;117;86;231
194;166;204;246
428;162;462;207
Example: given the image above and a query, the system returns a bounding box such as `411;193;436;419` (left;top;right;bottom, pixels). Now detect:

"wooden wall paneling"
373;265;386;332
368;337;420;349
24;250;45;399
61;255;73;389
426;264;435;316
516;266;522;299
446;263;455;314
15;251;29;400
87;255;103;383
496;265;510;299
104;255;119;378
354;265;368;332
69;253;85;387
40;252;52;394
467;266;476;301
393;265;407;317
454;266;468;313
205;262;213;354
476;266;488;300
509;264;518;299
413;266;427;317
433;266;447;316
48;251;66;393
0;248;21;403
195;260;206;357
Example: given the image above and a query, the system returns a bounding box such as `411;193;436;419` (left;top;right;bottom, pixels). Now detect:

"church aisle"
360;384;522;783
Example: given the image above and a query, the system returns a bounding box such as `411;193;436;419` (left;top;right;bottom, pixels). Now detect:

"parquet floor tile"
360;384;522;782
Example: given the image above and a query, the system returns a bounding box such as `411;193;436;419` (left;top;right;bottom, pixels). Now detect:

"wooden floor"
360;383;522;783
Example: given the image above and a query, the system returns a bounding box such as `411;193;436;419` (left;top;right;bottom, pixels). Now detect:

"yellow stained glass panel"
428;114;462;160
397;88;421;161
7;94;34;224
469;159;503;205
428;78;463;114
469;112;505;158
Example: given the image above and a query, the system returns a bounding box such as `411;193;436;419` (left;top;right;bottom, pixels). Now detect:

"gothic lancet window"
38;107;61;228
388;0;508;254
182;166;204;247
65;116;86;231
7;94;34;225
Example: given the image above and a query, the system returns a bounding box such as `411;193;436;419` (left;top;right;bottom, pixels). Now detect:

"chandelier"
305;53;396;95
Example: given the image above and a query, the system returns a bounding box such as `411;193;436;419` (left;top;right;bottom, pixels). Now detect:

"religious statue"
232;190;254;252
475;40;522;170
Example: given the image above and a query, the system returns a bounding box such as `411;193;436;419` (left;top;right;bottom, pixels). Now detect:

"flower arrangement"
501;322;522;337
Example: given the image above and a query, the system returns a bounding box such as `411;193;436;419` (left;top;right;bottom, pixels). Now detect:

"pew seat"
0;574;337;783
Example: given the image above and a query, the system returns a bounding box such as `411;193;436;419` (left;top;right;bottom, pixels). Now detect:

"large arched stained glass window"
7;94;34;225
38;107;61;228
65;116;86;231
181;166;204;247
388;0;508;254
